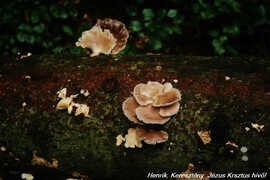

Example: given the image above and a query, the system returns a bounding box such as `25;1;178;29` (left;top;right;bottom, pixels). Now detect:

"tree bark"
0;55;269;179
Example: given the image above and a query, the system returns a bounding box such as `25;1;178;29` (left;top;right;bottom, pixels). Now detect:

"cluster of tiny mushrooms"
55;18;182;148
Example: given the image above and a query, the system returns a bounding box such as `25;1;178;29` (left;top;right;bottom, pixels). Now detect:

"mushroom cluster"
76;18;129;56
120;81;181;148
123;81;181;125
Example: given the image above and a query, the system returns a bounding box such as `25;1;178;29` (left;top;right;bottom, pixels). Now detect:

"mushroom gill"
135;105;170;124
136;126;169;145
96;18;129;54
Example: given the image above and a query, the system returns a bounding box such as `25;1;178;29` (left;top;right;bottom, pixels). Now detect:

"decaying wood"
0;54;269;179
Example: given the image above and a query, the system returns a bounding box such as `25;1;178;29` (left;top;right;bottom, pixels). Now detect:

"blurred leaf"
200;11;215;19
69;47;82;55
226;46;238;56
231;1;241;12
174;15;184;24
50;5;68;19
223;25;239;35
213;39;226;55
212;38;222;48
25;34;35;44
170;26;182;34
144;21;158;32
214;0;222;6
59;12;68;19
16;32;27;42
215;46;225;55
18;24;31;32
219;35;228;42
12;47;20;54
129;20;142;31
69;9;78;17
157;9;167;20
63;25;73;35
31;11;40;23
256;5;266;16
33;24;45;34
149;38;162;50
142;8;154;21
125;6;137;17
167;9;178;18
208;30;219;37
53;46;64;54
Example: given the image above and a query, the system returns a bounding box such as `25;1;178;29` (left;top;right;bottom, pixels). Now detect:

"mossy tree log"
0;55;269;179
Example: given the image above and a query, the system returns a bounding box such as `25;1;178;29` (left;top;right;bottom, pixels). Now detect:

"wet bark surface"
0;54;269;179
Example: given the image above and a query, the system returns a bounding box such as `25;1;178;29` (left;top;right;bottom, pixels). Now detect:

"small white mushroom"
251;123;264;132
75;104;90;117
56;97;73;110
21;173;34;180
116;134;125;146
124;128;142;148
57;88;67;99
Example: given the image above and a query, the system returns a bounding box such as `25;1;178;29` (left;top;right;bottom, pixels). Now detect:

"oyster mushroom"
122;81;181;125
76;26;117;56
76;19;128;56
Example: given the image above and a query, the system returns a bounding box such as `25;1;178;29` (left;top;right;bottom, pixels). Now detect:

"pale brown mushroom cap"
162;82;173;93
133;81;163;106
76;26;116;56
140;81;163;98
133;83;154;106
122;97;145;125
159;102;180;117
96;19;129;54
152;88;181;107
135;104;170;124
136;127;169;145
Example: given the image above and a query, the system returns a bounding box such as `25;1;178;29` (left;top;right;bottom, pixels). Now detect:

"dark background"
1;0;270;57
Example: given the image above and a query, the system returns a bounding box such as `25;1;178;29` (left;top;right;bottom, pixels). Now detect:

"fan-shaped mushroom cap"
141;81;163;98
133;83;154;106
122;97;145;125
124;128;142;148
159;102;180;117
162;82;173;93
76;26;116;56
97;19;129;54
153;88;181;107
136;127;169;145
135;104;170;124
133;81;163;106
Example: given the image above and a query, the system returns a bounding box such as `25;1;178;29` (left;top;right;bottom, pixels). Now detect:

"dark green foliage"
0;0;85;55
0;0;270;56
124;0;270;56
